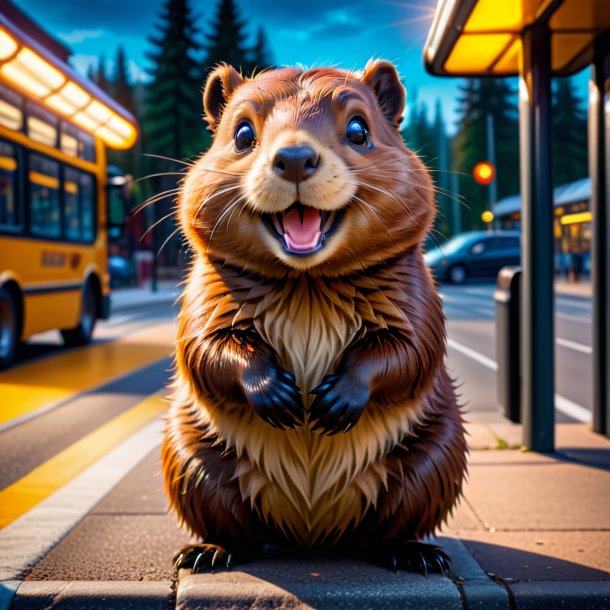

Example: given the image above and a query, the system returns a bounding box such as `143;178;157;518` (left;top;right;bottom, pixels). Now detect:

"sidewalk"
110;280;181;313
554;278;592;298
10;419;609;610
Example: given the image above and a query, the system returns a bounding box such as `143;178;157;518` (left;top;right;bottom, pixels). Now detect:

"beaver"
162;60;467;575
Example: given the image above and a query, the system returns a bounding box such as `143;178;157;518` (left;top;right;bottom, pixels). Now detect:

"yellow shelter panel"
464;0;553;33
493;38;522;74
552;33;595;71
444;33;514;73
550;0;610;32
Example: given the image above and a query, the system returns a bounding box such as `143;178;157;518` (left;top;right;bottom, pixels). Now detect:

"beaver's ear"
361;60;405;129
203;64;244;131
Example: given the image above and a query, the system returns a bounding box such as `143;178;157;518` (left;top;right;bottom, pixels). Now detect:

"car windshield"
435;234;479;256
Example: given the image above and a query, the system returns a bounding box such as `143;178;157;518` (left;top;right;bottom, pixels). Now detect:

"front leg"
310;329;436;434
180;329;304;429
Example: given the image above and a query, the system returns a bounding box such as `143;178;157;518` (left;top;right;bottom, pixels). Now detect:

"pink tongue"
283;207;321;252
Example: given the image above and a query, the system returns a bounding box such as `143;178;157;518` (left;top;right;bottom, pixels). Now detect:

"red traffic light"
473;161;495;185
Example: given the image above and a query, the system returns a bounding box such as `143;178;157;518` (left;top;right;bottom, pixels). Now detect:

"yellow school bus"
0;13;138;368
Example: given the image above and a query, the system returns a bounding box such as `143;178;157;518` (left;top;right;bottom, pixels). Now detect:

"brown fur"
162;61;467;557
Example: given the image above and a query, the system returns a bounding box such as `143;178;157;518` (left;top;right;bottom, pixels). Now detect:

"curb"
110;291;179;314
8;581;173;610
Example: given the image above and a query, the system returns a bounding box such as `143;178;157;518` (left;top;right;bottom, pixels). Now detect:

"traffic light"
473;161;495;185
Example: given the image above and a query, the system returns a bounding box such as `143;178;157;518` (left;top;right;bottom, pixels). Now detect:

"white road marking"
555;337;592;354
446;338;591;423
0;417;163;585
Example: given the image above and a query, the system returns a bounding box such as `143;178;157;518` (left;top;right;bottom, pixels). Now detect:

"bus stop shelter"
424;0;610;450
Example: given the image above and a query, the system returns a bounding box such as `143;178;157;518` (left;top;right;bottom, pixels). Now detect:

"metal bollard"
495;267;522;423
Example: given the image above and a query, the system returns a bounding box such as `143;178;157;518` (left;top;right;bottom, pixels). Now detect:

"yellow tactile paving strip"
0;322;175;428
0;393;167;528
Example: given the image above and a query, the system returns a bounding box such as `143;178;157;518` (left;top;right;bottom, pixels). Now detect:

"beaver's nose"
273;146;319;183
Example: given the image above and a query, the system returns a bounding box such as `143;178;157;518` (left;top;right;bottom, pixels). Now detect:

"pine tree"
143;0;207;268
552;77;587;187
144;0;206;162
94;54;110;93
452;78;519;230
203;0;252;75
113;46;134;113
250;26;273;72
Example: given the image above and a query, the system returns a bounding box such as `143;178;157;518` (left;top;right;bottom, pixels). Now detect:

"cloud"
59;29;105;44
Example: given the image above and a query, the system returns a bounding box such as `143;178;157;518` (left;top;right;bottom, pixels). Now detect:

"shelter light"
61;82;90;108
46;94;77;115
0;29;17;60
72;111;99;132
481;210;495;223
95;125;127;148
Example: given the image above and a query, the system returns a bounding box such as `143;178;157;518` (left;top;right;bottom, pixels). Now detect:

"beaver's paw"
173;543;233;574
310;373;370;435
381;541;452;577
242;363;304;429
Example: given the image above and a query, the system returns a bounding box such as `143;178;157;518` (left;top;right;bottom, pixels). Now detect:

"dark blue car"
424;231;521;284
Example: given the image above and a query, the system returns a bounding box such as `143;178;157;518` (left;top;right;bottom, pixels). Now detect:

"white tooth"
323;211;335;232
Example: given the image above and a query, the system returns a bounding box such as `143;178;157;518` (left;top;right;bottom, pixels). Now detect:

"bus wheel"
0;287;18;370
61;282;97;347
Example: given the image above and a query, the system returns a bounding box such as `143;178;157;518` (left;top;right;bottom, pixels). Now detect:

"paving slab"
462;451;610;531
176;557;463;610
508;580;610;610
25;514;190;582
12;580;173;610
458;531;610;580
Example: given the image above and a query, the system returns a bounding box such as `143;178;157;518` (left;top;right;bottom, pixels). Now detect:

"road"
0;282;594;604
441;282;592;423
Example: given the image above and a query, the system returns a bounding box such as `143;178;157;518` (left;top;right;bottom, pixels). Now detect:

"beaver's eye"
346;117;370;147
235;121;256;152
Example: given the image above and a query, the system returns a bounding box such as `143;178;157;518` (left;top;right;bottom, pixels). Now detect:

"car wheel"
61;282;97;347
448;264;467;284
0;287;18;370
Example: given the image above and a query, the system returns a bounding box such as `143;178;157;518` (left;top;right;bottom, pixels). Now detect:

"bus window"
0;85;23;131
29;154;61;239
60;132;79;157
80;131;95;162
64;167;81;241
26;103;58;148
0;141;20;232
63;168;96;243
80;172;95;241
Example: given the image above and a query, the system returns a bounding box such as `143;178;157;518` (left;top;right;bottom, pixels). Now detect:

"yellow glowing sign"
560;211;593;225
482;210;495;223
473;161;496;185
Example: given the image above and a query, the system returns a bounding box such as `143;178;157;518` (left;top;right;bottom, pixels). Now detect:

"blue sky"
17;0;588;133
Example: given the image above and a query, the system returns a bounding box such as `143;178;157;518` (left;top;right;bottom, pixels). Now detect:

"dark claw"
211;549;221;572
418;552;428;578
390;553;397;573
226;553;233;570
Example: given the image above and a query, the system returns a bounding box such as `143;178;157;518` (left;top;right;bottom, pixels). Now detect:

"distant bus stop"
424;0;610;450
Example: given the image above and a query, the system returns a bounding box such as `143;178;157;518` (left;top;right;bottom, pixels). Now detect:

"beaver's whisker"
133;188;180;216
206;195;244;244
194;184;243;219
141;208;177;242
133;172;185;185
142;153;195;167
351;194;396;245
158;227;183;255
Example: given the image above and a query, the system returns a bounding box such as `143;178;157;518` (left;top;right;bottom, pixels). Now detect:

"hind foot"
173;543;234;574
380;541;452;577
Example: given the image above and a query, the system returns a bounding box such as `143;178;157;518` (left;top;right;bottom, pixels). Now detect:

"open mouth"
262;202;344;256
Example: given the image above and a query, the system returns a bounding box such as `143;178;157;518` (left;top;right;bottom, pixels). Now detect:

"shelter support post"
590;35;610;436
519;24;555;451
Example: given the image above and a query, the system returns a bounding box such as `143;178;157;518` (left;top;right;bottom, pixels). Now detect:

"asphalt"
1;281;609;610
